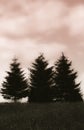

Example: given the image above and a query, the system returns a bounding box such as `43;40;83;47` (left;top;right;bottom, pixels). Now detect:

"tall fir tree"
29;54;54;102
1;58;28;102
53;53;83;102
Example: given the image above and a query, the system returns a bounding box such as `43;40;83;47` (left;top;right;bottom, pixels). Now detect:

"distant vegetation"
1;53;83;102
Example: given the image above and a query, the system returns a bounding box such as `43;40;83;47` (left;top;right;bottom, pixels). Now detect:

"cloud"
0;0;84;43
65;5;84;36
63;0;84;6
0;1;67;38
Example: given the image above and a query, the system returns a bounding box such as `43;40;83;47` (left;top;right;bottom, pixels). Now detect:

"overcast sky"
0;0;84;101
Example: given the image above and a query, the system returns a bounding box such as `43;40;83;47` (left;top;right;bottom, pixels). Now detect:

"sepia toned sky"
0;0;84;101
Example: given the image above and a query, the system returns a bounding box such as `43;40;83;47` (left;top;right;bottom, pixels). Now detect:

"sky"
0;0;84;101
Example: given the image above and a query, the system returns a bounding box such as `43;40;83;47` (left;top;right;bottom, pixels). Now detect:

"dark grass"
0;102;84;130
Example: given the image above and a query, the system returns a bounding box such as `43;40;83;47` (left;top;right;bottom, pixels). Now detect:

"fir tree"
53;53;83;102
29;54;54;102
1;58;28;102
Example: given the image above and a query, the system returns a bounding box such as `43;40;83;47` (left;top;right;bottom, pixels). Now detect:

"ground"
0;102;84;130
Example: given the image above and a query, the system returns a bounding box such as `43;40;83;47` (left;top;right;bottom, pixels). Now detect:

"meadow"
0;102;84;130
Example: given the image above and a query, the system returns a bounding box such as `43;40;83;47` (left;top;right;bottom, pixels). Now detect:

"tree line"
1;53;83;103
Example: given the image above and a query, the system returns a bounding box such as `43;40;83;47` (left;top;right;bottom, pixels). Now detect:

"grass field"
0;102;84;130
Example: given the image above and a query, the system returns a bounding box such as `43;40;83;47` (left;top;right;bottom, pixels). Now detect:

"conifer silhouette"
29;54;54;102
1;58;28;102
53;53;83;102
